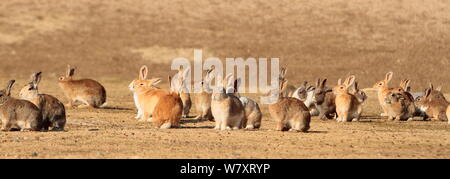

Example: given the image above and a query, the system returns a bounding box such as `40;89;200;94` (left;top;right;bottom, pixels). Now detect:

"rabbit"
0;80;43;131
292;81;319;116
227;78;262;130
312;78;336;120
384;92;416;121
129;65;170;122
268;78;311;132
193;68;214;121
415;88;449;121
19;72;66;131
58;65;106;108
372;72;394;116
279;67;296;97
174;66;192;118
333;75;363;122
211;73;246;130
151;75;184;129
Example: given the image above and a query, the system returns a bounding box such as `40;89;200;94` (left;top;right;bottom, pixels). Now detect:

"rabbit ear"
425;88;432;98
344;75;356;88
280;67;287;78
168;76;172;89
385;72;393;83
233;78;241;94
302;81;308;88
150;78;161;86
67;65;75;77
5;80;15;96
280;79;288;91
321;78;327;88
436;86;442;91
182;66;190;81
429;83;434;90
139;65;148;80
224;73;234;88
337;78;342;85
31;72;42;88
316;78;321;88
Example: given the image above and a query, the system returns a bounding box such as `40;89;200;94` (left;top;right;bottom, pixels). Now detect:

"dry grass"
0;0;449;158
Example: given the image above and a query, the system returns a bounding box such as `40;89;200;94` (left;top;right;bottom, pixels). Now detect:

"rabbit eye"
28;88;33;91
140;83;144;86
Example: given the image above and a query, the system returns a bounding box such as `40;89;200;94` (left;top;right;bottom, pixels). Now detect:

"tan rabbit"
211;73;246;130
0;80;43;131
279;67;296;97
58;65;106;108
228;78;262;130
333;75;362;122
372;72;393;116
384;92;415;121
193;68;214;121
19;72;66;131
415;88;449;121
175;66;192;118
151;75;183;129
268;78;311;132
129;66;169;122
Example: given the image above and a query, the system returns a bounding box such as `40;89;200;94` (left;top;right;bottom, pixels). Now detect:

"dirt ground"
0;0;449;158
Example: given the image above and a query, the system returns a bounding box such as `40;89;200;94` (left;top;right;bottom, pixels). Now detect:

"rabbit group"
1;65;107;132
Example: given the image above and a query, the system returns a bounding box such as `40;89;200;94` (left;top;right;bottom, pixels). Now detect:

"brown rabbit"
312;78;336;120
151;75;183;129
333;75;362;122
19;72;66;131
372;72;393;116
384;92;415;121
58;65;106;108
193;68;214;121
268;78;311;132
129;66;170;122
0;80;43;131
415;88;449;121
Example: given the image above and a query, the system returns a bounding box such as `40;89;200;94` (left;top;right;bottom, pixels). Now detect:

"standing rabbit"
211;73;246;130
372;72;394;116
227;78;262;130
129;65;169;122
58;65;106;108
20;72;66;131
312;78;336;120
268;78;311;132
333;75;363;122
193;68;214;121
0;80;43;131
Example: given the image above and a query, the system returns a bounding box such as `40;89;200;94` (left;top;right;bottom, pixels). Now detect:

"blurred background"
0;0;449;91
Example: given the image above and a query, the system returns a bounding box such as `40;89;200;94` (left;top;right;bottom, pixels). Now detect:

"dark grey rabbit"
312;78;336;120
0;80;43;131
